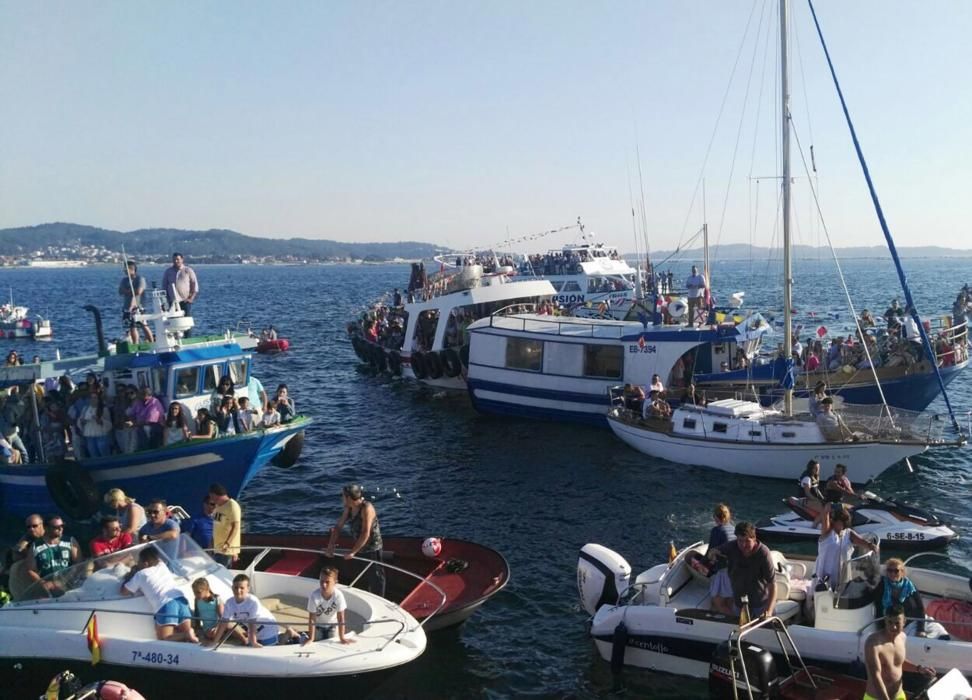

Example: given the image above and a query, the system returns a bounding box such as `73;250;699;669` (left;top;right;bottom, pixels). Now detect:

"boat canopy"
106;344;246;370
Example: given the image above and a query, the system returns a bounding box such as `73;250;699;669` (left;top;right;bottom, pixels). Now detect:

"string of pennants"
482;222;581;252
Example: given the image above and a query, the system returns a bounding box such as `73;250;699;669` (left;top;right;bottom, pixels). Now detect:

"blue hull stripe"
467;378;611;406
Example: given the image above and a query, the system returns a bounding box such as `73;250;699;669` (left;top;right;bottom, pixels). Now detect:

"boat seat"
260;594;310;625
263;550;318;576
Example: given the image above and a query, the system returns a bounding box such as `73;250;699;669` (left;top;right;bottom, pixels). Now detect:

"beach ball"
422;537;442;558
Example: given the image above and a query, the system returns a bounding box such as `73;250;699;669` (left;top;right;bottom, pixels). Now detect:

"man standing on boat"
119;261;155;344
685;265;708;327
161;252;199;337
209;483;241;567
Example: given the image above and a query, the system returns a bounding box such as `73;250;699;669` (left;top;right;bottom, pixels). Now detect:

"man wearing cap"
325;484;385;597
816;397;851;441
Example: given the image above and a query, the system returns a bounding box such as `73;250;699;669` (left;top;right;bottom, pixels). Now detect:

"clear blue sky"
1;1;969;252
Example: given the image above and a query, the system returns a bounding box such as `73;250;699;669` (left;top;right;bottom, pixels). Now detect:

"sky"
1;1;970;253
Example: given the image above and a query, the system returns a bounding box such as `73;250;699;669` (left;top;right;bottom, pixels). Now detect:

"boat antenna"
780;0;794;417
807;0;962;434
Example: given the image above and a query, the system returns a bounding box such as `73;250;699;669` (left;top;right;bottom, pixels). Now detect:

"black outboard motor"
708;639;779;699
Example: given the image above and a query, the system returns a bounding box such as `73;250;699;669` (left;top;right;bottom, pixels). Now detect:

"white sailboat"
604;0;960;481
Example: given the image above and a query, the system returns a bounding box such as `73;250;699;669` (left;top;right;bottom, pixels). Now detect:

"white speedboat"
0;300;52;339
1;536;436;697
758;492;959;551
577;541;972;681
350;255;555;390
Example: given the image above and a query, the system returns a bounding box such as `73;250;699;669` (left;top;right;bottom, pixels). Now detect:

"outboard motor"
708;639;779;699
578;544;631;616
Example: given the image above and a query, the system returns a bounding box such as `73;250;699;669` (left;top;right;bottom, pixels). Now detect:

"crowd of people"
0;367;296;465
519;246;620;277
2;481;382;649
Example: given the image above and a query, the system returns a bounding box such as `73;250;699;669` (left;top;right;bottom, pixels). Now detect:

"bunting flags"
86;613;102;665
816;325;828;338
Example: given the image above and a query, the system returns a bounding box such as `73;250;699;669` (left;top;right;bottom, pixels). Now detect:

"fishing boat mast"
781;0;794;416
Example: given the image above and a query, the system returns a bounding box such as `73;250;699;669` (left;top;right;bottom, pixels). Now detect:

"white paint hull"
607;415;927;481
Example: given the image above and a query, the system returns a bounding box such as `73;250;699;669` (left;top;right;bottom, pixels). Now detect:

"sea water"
1;258;969;698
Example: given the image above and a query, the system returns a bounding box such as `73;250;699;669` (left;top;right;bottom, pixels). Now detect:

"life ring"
574;263;584;274
411;352;429;379
272;430;304;468
388;350;403;376
373;345;388;372
668;298;688;319
441;348;462;377
45;461;101;520
426;351;444;379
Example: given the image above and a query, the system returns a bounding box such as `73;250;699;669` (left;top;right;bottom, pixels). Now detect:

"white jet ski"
757;491;958;551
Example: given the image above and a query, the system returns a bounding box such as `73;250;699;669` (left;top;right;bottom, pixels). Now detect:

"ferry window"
682;418;697;430
713;422;728;433
174;367;199;398
228;359;248;388
582;345;622;379
505;338;543;371
562;281;582;292
587;277;601;293
203;365;220;392
782;431;796;438
551;281;565;292
748;430;762;437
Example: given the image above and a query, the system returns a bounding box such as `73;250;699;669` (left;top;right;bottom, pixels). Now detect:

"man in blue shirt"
180;496;215;551
139;499;180;560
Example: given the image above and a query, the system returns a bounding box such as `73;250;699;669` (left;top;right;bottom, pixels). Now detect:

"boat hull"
606;414;927;481
467;377;610;427
0;420;309;519
242;533;511;632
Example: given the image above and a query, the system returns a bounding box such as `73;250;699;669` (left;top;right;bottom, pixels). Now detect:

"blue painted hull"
696;359;967;411
0;419;309;519
467;378;610;428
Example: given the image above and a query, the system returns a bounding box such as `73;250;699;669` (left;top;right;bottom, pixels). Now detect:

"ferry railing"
487;312;628;339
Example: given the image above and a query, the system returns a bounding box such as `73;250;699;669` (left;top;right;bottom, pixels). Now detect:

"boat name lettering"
131;650;180;665
629;639;670;654
628;345;657;354
553;294;586;305
674;616;694;625
886;531;925;541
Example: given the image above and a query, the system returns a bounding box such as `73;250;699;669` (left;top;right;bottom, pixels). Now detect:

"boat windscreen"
16;535;220;604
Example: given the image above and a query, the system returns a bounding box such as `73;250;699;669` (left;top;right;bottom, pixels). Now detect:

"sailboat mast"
780;0;793;416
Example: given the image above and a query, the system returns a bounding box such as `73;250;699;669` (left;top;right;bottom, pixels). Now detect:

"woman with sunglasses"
872;558;927;637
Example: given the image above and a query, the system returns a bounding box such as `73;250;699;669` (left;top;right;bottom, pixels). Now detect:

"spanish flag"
85;613;102;665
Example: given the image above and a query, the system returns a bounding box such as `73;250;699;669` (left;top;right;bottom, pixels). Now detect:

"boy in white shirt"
213;573;283;647
303;567;354;645
121;546;198;643
260;401;280;429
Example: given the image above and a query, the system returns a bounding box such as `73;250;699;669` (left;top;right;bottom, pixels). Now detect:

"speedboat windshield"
17;534;221;604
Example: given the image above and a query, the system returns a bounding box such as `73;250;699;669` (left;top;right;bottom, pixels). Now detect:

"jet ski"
757;491;958;551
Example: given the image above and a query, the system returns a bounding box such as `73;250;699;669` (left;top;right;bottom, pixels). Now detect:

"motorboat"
466;309;770;426
349;254;555;390
0;299;52;339
0;290;309;520
2;536;433;697
577;540;972;681
256;337;290;354
758;492;958;551
242;531;510;631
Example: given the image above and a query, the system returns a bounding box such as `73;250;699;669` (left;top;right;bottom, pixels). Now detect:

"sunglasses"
146;510;162;515
51;525;64;530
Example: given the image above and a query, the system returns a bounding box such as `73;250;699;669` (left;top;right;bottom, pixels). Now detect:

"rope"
806;0;960;434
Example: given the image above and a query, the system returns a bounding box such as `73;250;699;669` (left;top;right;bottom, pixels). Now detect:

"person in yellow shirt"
209;483;241;566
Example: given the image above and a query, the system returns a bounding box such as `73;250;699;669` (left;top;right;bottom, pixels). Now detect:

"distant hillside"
0;222;443;262
642;243;972;261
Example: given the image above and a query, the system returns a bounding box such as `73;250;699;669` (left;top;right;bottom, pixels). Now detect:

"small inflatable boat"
256;338;290;354
757;492;958;551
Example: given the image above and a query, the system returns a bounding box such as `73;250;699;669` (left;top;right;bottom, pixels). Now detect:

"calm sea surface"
1;258;970;699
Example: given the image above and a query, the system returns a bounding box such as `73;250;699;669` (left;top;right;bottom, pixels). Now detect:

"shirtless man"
864;605;935;700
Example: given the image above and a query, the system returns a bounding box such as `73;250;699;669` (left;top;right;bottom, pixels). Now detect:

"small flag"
86;613;102;665
667;541;677;563
816;325;828;338
45;675;61;700
638;335;646;349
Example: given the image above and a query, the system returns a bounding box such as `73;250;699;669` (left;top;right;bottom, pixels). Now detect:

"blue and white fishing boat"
466;308;771;426
0;290;309;520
